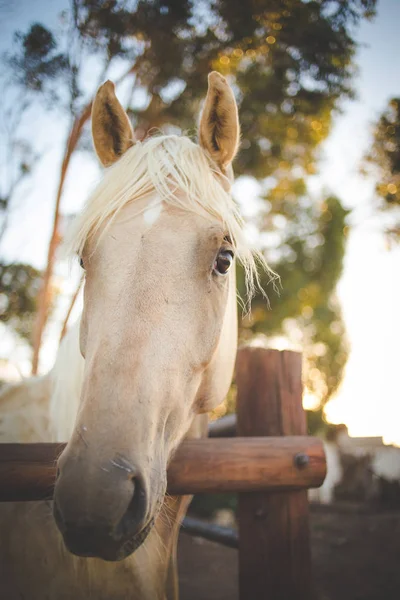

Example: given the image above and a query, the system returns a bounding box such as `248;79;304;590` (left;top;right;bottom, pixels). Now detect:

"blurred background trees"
0;85;42;348
0;262;42;343
363;97;400;242
0;0;377;412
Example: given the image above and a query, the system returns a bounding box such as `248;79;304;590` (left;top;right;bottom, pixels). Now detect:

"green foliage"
0;262;42;343
364;98;400;206
8;24;69;95
129;0;376;180
239;195;349;405
363;97;400;240
8;1;376;162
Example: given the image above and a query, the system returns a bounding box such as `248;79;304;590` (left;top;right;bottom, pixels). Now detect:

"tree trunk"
31;103;92;374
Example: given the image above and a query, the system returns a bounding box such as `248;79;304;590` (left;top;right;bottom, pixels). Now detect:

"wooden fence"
0;347;326;600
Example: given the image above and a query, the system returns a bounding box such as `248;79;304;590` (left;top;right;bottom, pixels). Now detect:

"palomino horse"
0;72;268;599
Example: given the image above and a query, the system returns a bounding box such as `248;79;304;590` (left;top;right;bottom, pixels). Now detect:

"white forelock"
63;134;276;301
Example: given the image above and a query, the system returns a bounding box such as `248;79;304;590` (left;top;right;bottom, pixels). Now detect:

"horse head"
53;72;251;561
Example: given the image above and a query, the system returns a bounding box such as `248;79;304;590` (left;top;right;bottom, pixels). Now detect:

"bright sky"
0;1;399;443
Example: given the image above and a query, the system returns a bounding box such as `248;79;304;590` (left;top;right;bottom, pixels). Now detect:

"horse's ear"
199;72;240;172
92;80;134;167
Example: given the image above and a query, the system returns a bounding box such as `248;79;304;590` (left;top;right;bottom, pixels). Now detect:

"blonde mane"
64;134;275;301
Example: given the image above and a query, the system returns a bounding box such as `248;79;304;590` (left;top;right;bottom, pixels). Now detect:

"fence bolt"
294;452;309;469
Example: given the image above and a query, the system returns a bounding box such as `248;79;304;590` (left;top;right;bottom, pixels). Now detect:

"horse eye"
79;256;85;269
214;249;234;276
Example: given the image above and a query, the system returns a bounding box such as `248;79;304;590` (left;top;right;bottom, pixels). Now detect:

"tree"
239;194;349;405
363;97;400;240
0;262;42;343
2;0;375;400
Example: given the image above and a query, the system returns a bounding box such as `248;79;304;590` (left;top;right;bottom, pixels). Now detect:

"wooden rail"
0;436;325;501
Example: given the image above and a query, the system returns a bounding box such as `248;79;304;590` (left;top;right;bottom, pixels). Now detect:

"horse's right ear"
92;81;134;167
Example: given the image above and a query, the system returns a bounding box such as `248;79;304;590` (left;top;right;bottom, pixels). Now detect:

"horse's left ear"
199;72;240;172
92;80;134;167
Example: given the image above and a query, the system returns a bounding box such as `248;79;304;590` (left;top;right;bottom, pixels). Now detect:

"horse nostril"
114;474;147;540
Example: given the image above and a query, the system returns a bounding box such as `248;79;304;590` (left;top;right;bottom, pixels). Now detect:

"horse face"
55;199;237;560
53;73;240;561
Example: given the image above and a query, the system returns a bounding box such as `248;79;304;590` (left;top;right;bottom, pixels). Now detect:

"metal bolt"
294;453;310;469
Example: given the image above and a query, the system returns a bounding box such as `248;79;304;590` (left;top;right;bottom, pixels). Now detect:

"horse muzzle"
53;451;162;561
54;511;155;561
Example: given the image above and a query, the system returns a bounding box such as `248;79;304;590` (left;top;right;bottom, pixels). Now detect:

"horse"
0;72;269;599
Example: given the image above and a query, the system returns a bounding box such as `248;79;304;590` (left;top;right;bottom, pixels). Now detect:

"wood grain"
0;436;325;502
236;347;322;600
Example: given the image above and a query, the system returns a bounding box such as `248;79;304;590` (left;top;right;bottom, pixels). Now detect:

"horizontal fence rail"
181;516;239;549
0;436;326;502
208;413;237;437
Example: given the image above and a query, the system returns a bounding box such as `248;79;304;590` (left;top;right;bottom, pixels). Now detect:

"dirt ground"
178;504;400;600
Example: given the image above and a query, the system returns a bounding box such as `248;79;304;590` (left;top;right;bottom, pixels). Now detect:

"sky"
0;0;399;444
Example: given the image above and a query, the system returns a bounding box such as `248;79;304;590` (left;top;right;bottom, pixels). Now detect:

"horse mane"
64;134;276;301
49;320;84;442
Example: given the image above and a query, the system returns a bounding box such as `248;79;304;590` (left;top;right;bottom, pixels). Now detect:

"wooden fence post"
236;347;315;600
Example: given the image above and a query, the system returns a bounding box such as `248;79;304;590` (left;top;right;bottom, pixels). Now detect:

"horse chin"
62;518;156;562
113;517;156;561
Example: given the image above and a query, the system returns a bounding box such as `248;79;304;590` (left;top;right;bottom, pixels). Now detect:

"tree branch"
59;274;84;343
